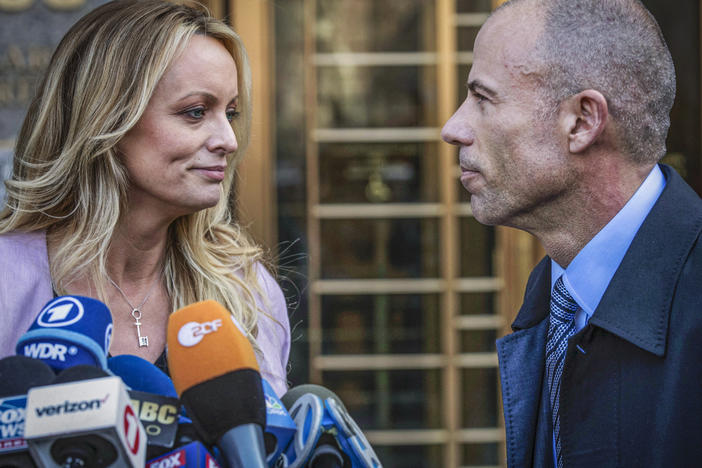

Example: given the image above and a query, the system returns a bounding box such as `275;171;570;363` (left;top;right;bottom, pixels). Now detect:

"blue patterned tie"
546;276;579;468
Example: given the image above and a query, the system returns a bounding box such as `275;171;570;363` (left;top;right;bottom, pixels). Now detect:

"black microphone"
0;356;55;468
0;355;56;399
166;300;267;468
24;365;147;467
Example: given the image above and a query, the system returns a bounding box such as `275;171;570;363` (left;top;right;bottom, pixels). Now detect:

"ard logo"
37;297;84;328
0;0;86;12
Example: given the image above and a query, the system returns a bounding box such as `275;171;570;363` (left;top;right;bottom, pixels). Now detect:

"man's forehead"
478;4;541;54
470;7;544;85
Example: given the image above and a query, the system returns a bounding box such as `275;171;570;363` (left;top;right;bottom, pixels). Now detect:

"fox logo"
148;451;185;468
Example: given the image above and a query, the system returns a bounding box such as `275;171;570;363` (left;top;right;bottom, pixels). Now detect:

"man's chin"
470;199;503;227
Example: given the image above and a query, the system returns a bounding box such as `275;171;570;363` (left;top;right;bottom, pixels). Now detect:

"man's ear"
560;90;608;153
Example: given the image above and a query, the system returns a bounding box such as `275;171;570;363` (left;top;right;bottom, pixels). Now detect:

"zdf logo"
177;319;223;347
37;297;84;328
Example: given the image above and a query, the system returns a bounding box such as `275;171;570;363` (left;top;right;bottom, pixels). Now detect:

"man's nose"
441;101;474;147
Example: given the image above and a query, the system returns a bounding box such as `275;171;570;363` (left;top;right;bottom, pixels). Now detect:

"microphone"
107;354;177;398
282;385;382;468
107;355;181;458
24;365;147;467
15;295;113;372
146;440;221;468
262;377;296;467
0;356;55;468
166;300;267;468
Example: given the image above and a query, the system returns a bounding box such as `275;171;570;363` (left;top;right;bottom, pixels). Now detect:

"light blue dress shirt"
549;164;666;465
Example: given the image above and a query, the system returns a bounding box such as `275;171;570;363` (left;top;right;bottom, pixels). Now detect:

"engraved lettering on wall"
0;0;86;12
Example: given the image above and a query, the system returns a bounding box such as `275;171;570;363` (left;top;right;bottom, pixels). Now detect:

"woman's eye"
226;109;240;122
184;107;206;119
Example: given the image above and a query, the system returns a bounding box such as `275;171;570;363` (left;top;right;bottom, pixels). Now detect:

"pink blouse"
0;230;290;396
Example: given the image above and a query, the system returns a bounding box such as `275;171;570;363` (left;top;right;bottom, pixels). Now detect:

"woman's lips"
193;166;226;181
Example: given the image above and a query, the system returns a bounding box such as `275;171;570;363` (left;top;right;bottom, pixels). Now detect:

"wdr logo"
22;342;78;362
37;297;84;328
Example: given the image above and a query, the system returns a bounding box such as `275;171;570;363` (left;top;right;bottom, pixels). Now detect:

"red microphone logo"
123;405;141;455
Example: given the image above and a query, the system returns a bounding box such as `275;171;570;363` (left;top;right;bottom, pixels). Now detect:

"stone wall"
0;0;109;203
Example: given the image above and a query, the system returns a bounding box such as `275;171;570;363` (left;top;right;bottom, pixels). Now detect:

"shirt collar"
551;165;666;318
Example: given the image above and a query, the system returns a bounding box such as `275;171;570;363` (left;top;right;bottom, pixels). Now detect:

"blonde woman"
0;0;290;396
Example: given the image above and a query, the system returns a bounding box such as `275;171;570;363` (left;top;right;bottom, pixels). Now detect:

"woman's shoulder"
250;261;292;396
253;262;283;298
0;230;53;359
0;230;49;269
251;261;289;329
0;228;46;243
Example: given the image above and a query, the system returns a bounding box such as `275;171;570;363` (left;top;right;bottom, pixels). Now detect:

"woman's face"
118;34;239;220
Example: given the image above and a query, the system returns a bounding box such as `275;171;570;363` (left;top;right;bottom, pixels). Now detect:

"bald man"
442;1;702;467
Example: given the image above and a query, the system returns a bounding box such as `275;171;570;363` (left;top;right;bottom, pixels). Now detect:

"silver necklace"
106;272;161;348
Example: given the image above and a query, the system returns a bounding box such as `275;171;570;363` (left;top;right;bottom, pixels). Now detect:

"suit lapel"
498;319;549;467
497;257;552;467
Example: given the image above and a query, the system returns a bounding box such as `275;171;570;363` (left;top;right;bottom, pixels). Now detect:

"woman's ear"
560;89;609;153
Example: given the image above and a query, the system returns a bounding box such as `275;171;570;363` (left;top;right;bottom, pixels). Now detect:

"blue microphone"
262;378;296;467
282;385;382;468
146;440;221;468
107;354;177;398
15;295;113;371
281;390;324;468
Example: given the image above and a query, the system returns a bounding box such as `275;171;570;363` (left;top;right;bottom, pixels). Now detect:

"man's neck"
536;158;656;267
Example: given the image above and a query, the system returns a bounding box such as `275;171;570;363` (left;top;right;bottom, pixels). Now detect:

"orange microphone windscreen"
166;300;259;396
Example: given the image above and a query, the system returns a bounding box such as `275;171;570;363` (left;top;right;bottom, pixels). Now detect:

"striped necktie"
546;276;579;468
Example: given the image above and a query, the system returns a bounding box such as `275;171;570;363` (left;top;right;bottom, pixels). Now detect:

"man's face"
441;9;576;230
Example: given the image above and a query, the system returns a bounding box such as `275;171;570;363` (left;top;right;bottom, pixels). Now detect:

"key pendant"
132;308;149;347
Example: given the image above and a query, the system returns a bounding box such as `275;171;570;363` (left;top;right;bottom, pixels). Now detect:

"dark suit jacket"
496;165;702;467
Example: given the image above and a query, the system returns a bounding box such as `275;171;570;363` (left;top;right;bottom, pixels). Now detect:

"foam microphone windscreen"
107;355;177;398
0;356;56;399
166;300;265;444
282;384;383;468
0;356;55;468
52;364;110;383
281;384;348;414
15;295;113;371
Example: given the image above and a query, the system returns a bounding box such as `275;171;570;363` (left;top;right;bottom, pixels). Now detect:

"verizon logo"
34;394;110;417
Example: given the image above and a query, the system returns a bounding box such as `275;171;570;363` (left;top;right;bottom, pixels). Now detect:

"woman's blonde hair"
0;0;272;350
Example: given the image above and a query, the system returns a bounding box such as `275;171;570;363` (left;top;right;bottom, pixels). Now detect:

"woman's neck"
105;222;169;284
